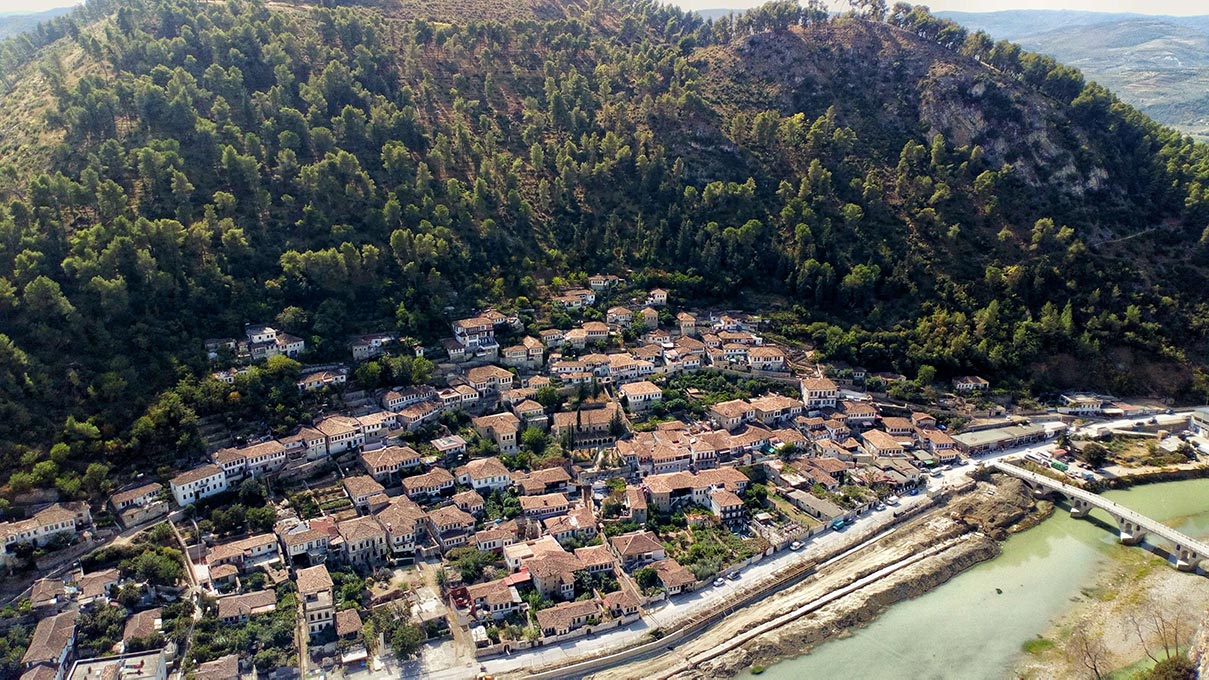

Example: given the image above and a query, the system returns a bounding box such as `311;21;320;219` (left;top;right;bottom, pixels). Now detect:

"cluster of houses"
17;278;1137;677
206;324;306;368
18;553;188;680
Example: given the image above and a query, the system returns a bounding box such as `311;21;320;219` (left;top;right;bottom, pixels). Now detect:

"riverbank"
1012;544;1209;679
1012;482;1209;679
589;475;1042;680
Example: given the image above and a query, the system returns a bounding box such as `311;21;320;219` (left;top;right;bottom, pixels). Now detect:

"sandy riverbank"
588;475;1043;680
1013;537;1209;679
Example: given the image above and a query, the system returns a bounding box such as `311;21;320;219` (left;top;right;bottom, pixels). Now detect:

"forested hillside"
2;0;1209;483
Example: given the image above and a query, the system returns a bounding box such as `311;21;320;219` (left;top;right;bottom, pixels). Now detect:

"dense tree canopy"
1;0;1209;486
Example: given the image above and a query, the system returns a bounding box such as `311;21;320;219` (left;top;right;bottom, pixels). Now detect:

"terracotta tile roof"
573;544;615;569
22;610;77;666
454;457;510;480
109;482;163;507
315;415;361;437
170;464;224;487
426;505;475;529
863;429;903;451
343;475;385;499
535;599;599;632
802;377;838;392
402;467;455;492
361;445;421;469
609;530;663;557
296;565;333;595
337;515;385;542
194;654;239;680
335;608;363;637
652;558;696;588
217;589;277;620
519;493;569;513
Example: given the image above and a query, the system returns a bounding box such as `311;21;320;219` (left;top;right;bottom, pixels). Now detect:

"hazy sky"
2;0;1207;16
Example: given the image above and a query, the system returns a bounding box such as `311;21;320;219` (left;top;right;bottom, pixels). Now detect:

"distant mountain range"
0;7;74;41
937;10;1209;139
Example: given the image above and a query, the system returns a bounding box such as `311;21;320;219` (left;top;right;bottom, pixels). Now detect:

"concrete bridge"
989;461;1208;573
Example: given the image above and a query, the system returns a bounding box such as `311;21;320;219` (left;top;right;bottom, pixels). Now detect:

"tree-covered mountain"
1;0;1209;482
938;10;1209;140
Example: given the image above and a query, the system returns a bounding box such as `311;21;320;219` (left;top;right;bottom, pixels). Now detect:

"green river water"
746;478;1209;680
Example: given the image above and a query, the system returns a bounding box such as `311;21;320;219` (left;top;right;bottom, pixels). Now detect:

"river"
744;478;1209;680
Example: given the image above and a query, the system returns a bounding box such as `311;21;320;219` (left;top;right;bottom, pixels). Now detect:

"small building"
608;530;666;571
952;376;990;392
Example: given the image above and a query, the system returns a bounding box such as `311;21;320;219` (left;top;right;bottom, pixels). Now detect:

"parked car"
714;577;725;587
727;571;740;581
874;502;886;511
790;541;803;551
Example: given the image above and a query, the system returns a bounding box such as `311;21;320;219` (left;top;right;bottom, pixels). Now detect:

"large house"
643;468;750;513
452;316;497;351
337;516;388;566
801;377;839;410
350;332;397;361
212;440;287;482
297;565;335;638
315;416;364;454
552;403;626;447
619;380;663;411
426;506;476;553
454;457;513;492
472;412;522;455
169;465;229;507
243;324;305;360
466;365;516;394
401;468;456;501
709;399;755;432
608;531;666;571
21;610;77;675
359;446;422;484
952;376;990;392
376;497;429;560
0;502;92;563
467;577;524;622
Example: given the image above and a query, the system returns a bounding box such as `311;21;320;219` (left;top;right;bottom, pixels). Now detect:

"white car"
790;541;803;551
714;577;726;587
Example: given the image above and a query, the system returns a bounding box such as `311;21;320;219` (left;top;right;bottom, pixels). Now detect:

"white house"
170;464;229;507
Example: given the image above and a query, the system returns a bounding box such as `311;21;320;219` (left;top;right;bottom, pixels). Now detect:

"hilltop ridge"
0;0;1207;472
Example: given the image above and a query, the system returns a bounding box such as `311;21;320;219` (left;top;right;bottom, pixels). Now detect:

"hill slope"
939;10;1209;139
0;0;1208;475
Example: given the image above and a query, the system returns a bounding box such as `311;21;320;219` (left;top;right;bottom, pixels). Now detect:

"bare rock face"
946;475;1039;539
702;19;1111;197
